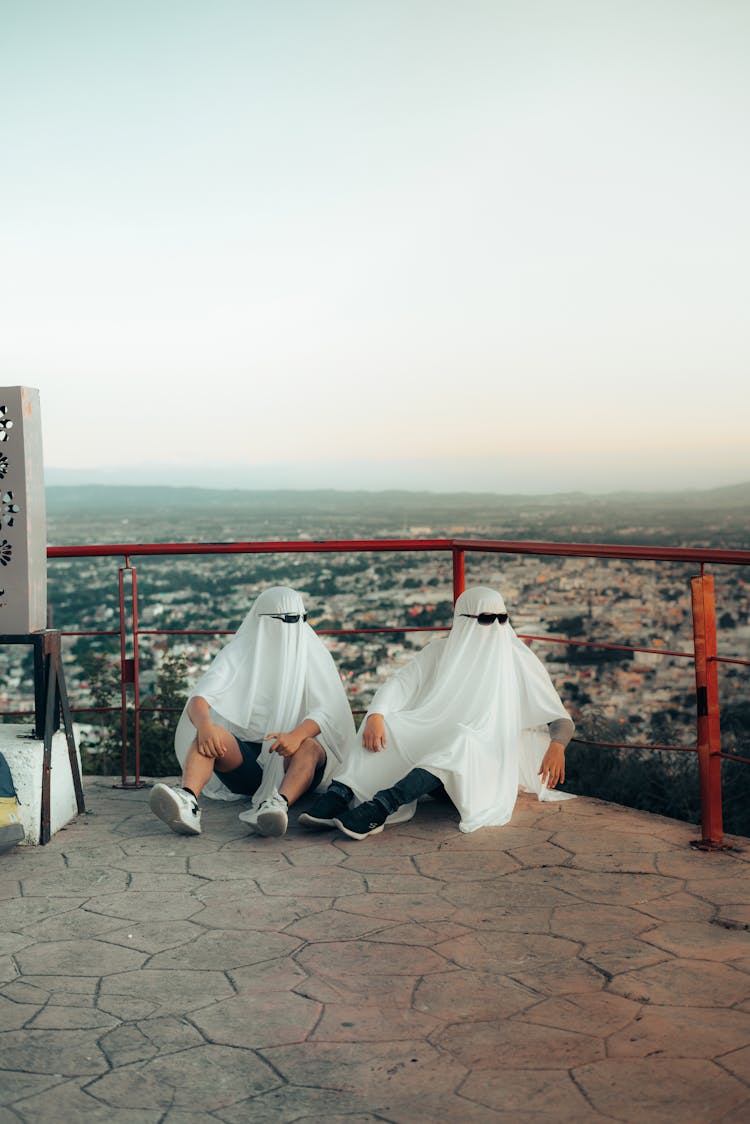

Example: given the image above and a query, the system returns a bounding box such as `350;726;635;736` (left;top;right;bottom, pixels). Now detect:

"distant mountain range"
46;481;750;517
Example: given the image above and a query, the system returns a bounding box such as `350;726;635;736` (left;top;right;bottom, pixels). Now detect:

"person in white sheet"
300;586;575;840
149;586;355;838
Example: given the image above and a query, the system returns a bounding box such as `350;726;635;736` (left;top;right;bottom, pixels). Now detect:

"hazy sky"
1;0;747;493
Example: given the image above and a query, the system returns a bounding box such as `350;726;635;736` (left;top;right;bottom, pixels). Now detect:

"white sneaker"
149;783;202;836
238;791;288;837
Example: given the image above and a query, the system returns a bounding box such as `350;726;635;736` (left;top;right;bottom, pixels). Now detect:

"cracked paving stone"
339;893;456;923
0;996;43;1031
454;906;555;933
3;898;86;929
0;933;33;957
293;972;419;1008
188;852;290;880
260;1039;467;1097
506;841;572;867
82;892;205;922
147;928;301;971
459;1067;603;1120
98;969;235;1018
551;903;654;943
18;870;128;898
297;939;450;978
634;891;716;923
191;989;319;1047
86;1044;278;1110
102;920;206;954
214;1086;374;1122
608;958;750;1007
413;851;518;880
26;1006;119;1032
27;911;122;943
12;975;98;998
512;955;607;996
366;920;471;947
0;1072;68;1107
437;1016;604;1069
642;921;750;961
192;891;327;932
15;939;147;978
414;970;537;1021
721;1044;750;1084
435;930;580;973
573;1058;748;1122
9;1080;162;1122
340;854;419;875
127;873;208;893
441;875;572;912
227;958;308;996
566;851;662;874
0;1029;108;1076
312;1003;442;1042
521;867;683;906
607;1005;750;1058
283;908;392;942
99;1017;204;1067
253;868;367;897
580;939;671;977
517;991;640;1036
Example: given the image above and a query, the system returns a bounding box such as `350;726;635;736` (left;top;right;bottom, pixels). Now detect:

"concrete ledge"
0;723;83;844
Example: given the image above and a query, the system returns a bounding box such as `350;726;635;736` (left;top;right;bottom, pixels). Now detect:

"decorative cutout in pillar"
0;387;46;631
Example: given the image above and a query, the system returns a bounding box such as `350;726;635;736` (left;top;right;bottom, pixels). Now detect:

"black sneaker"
298;789;351;829
334;800;388;841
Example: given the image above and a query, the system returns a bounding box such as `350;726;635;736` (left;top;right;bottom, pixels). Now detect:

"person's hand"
196;722;227;758
267;730;303;758
539;741;565;789
362;713;387;753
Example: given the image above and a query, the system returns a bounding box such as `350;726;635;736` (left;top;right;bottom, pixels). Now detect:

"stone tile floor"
0;779;749;1122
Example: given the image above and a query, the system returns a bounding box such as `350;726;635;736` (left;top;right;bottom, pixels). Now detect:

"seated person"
301;585;575;840
149;586;355;838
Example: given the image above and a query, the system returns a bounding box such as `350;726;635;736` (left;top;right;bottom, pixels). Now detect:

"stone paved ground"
1;780;749;1123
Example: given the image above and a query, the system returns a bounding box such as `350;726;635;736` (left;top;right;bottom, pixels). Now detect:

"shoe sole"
333;817;385;841
256;811;287;837
298;812;337;829
149;786;201;836
0;823;25;853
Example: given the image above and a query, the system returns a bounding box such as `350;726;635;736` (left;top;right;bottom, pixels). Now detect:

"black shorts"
215;736;326;797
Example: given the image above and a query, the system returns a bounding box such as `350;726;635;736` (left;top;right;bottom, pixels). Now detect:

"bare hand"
539;741;566;789
196;722;227;758
267;731;303;758
362;713;387;753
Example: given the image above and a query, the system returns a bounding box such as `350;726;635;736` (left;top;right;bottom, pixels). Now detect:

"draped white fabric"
174;586;355;804
335;586;575;832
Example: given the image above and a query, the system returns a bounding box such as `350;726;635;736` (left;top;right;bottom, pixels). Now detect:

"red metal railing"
36;536;750;849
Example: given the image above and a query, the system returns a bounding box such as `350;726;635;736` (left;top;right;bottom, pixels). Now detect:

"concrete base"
0;723;83;844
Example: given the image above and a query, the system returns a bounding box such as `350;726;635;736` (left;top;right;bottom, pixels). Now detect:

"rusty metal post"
116;558;144;788
690;573;724;849
117;564;129;787
452;546;465;603
131;563;141;785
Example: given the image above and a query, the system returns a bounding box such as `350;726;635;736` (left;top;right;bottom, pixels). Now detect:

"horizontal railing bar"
571;738;698;753
519;633;695;659
453;538;750;566
47;537;750;566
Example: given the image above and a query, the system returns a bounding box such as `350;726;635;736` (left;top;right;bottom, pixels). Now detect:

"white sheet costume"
174;586;355;807
334;586;575;833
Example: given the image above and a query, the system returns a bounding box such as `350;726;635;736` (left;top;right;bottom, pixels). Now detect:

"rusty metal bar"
117;566;129;788
691;574;725;849
452;546;465;602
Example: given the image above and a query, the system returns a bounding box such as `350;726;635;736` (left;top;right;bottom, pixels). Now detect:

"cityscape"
2;485;746;772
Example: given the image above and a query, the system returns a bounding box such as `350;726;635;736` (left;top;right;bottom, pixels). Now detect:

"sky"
1;0;748;494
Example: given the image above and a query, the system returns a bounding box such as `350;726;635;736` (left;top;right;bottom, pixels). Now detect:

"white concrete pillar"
0;386;47;633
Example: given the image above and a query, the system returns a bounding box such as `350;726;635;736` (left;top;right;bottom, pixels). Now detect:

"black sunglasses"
260;612;308;624
460;612;509;625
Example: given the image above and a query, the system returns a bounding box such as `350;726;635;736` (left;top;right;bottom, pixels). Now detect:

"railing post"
452;546;465;603
690;573;724;849
116;558;144;788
